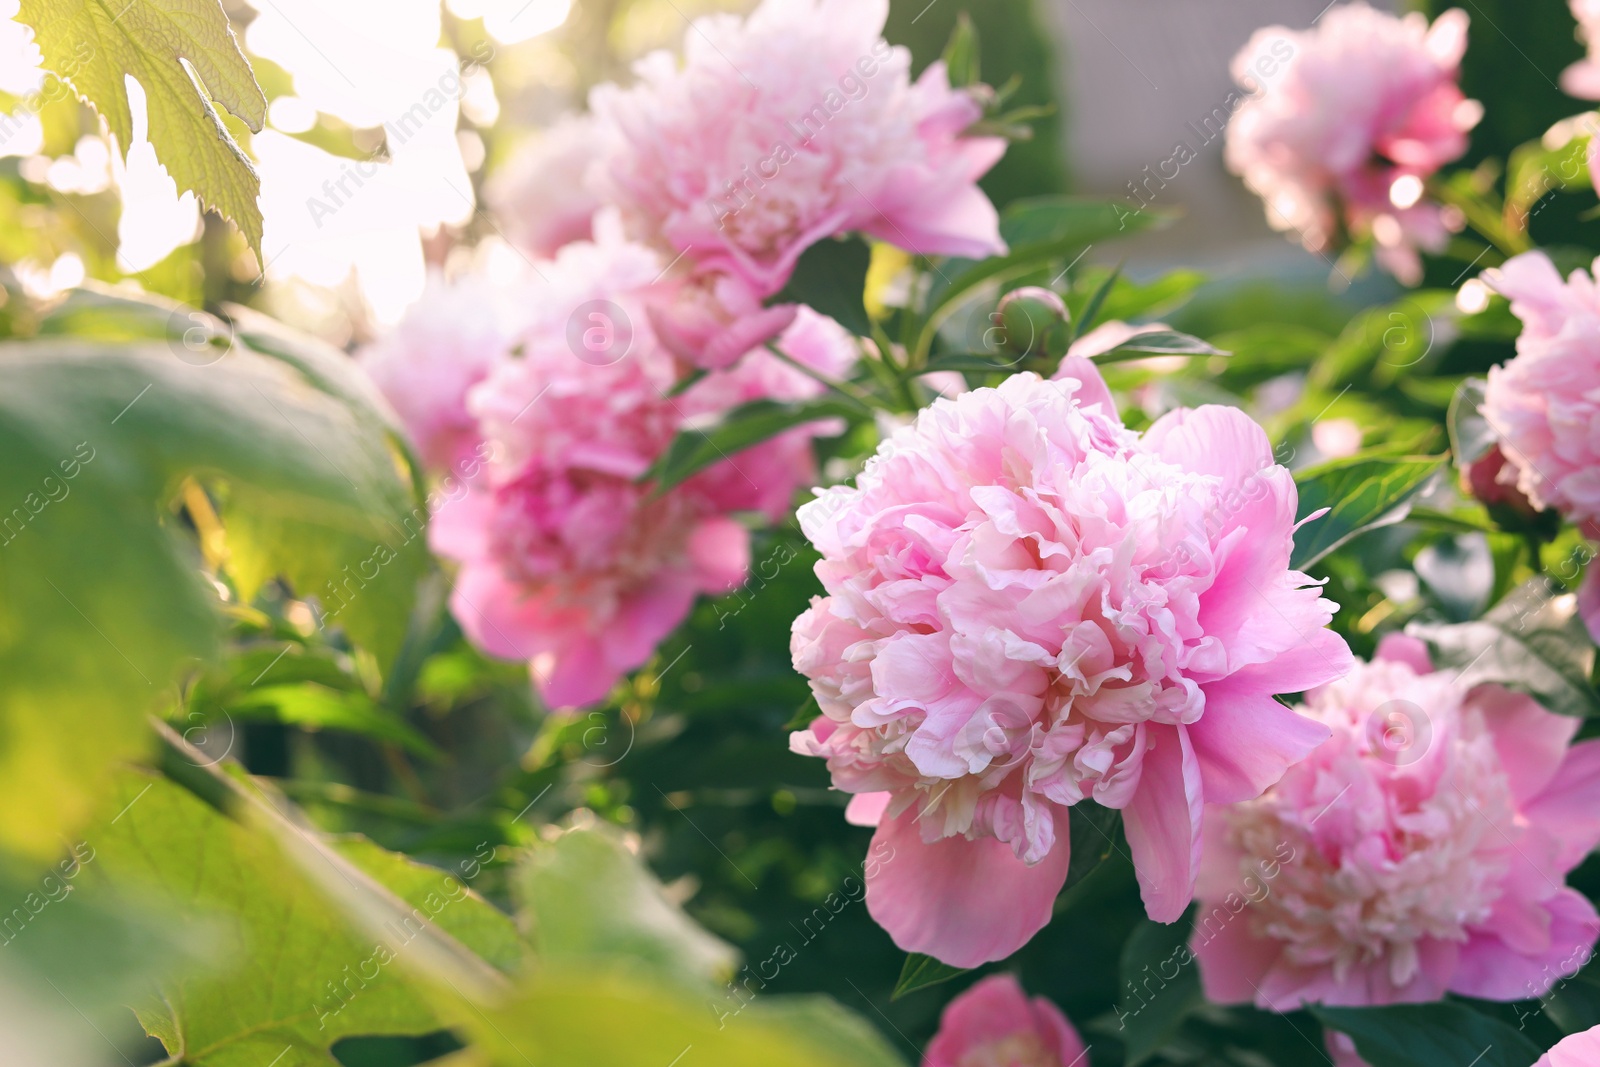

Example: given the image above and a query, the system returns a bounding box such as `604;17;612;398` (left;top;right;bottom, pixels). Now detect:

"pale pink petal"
1523;739;1600;871
1375;632;1434;673
1450;888;1600;1000
1123;724;1203;923
865;807;1070;968
1189;680;1331;805
1470;683;1580;805
844;791;891;827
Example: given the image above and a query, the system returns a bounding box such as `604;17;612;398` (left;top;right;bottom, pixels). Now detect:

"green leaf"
891;953;968;1000
85;769;524;1067
227;683;445;761
0;315;422;859
1409;581;1600;718
1063;801;1123;895
940;12;980;88
645;396;861;494
1449;377;1496;466
1291;453;1446;570
1093;329;1228;362
15;0;267;258
1115;916;1201;1066
928;197;1177;317
464;970;909;1067
1310;1003;1542;1067
772;236;873;337
513;823;738;990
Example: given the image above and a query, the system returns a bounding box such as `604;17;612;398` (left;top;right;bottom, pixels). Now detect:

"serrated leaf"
0;300;423;859
772;236;873;337
1291;453;1446;570
1409;581;1600;718
513;824;738;990
84;769;524;1067
16;0;267;257
1311;1003;1542;1067
645;396;861;494
891;953;968;999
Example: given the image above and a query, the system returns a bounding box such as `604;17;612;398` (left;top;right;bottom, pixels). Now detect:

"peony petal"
1190;679;1331;804
1450;888;1600;1001
1375;632;1434;674
844;791;892;828
1522;739;1600;871
865;807;1070;967
1469;683;1579;805
1123;723;1203;923
1191;902;1282;1005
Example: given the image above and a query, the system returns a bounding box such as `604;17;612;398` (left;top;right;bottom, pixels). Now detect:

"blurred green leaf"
89;769;522;1066
1409;580;1600;718
229;683;444;761
1292;453;1445;570
940;13;980;88
0;308;422;858
514;823;738;989
1094;329;1228;362
1116;916;1201;1066
1311;1003;1542;1067
1448;377;1496;466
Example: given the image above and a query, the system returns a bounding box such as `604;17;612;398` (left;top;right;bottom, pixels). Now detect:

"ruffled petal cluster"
922;975;1086;1067
1225;3;1479;283
1482;251;1600;640
791;367;1351;966
404;218;855;708
588;0;1005;299
1193;635;1600;1009
484;112;608;259
358;270;517;473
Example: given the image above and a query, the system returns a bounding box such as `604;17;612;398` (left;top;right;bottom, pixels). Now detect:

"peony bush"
6;0;1600;1065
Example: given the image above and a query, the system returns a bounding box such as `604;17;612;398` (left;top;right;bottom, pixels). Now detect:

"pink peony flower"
434;220;851;708
484;112;607;259
791;367;1352;966
1481;251;1600;641
1565;0;1600;100
359;270;515;473
922;974;1088;1067
647;265;801;372
1193;634;1600;1009
588;0;1006;298
1539;1024;1600;1067
1225;3;1480;284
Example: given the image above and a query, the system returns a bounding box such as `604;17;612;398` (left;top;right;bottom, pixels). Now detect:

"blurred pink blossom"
791;366;1350;966
589;0;1005;299
1482;251;1600;640
1565;0;1600;100
484;112;608;259
431;222;853;708
922;975;1087;1067
1194;635;1600;1008
1225;3;1479;284
358;270;515;473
